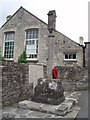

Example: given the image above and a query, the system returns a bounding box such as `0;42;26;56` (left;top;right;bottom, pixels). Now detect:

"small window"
64;53;76;60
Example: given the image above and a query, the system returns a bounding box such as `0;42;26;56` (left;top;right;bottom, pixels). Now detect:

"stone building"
0;6;89;67
0;7;88;103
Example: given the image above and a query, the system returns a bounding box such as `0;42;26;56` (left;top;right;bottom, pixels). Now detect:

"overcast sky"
0;0;89;43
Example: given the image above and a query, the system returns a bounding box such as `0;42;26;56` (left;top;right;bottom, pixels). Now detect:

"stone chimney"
79;37;84;46
47;10;56;33
6;15;12;21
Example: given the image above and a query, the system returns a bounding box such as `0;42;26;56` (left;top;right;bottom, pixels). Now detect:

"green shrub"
0;56;5;62
0;55;1;62
2;56;5;61
18;51;27;63
0;49;5;62
0;53;5;62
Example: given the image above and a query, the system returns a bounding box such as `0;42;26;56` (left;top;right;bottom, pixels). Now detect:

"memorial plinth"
32;78;65;105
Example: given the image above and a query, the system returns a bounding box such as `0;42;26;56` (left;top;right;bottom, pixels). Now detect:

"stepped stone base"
32;78;65;105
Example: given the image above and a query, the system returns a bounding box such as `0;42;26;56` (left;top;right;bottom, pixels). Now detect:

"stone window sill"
4;59;14;61
26;58;38;61
63;59;77;62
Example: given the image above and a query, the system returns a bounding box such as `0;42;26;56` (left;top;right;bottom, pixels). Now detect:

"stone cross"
47;10;57;79
47;10;56;33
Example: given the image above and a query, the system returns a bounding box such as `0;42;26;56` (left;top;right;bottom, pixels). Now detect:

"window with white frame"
25;29;38;59
4;32;15;59
64;53;76;60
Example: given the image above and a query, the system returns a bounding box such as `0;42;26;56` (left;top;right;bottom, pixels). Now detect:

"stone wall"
56;66;88;91
2;61;88;107
2;61;33;107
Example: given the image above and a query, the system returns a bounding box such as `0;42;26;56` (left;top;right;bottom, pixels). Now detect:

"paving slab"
26;101;43;111
2;91;82;118
27;111;50;118
2;112;15;118
55;99;75;116
69;91;81;100
2;107;16;113
66;98;76;104
40;104;57;113
19;97;76;116
15;108;30;115
19;100;31;109
64;106;80;118
61;101;73;110
57;104;68;112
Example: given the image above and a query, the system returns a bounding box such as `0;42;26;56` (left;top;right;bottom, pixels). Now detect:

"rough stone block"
32;78;65;105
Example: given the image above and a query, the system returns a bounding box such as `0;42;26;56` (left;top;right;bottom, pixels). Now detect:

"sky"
0;0;89;43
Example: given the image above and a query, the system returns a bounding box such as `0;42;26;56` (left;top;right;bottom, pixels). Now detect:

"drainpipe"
82;45;86;67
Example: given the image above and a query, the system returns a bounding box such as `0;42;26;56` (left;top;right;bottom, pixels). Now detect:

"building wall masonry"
1;7;49;65
0;7;86;67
